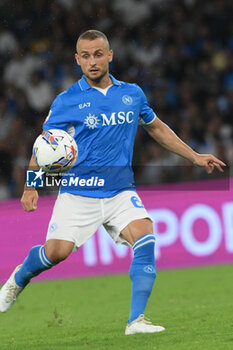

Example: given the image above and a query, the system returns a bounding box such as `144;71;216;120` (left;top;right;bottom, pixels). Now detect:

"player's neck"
85;73;112;89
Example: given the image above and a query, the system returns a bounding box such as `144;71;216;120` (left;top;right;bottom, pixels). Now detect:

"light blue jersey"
43;74;156;197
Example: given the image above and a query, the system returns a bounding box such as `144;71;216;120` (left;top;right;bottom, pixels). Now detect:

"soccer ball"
33;129;78;173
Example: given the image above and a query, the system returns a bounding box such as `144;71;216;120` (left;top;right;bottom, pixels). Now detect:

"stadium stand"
0;0;232;198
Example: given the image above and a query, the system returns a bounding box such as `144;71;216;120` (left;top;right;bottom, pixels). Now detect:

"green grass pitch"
0;264;232;350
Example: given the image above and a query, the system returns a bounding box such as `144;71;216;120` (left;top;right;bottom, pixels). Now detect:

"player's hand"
21;189;39;212
193;154;226;174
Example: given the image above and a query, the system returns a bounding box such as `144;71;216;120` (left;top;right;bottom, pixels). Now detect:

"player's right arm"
21;155;39;212
21;93;69;212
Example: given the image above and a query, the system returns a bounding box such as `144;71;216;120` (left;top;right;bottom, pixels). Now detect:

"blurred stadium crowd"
0;0;232;199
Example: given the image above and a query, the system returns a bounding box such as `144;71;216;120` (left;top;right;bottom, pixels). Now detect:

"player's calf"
0;245;57;313
128;233;156;324
125;233;165;334
14;245;57;288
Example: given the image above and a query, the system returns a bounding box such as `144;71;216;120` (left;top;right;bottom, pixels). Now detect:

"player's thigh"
46;192;103;250
103;190;153;246
121;218;153;246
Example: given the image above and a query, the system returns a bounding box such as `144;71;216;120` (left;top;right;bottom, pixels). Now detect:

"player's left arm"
144;117;226;174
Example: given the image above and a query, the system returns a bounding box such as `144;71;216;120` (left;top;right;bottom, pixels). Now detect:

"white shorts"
46;190;151;249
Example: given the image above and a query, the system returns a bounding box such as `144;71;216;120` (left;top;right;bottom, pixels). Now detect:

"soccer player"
0;30;226;335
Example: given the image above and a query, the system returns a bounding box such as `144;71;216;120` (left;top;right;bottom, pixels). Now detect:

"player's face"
75;38;113;84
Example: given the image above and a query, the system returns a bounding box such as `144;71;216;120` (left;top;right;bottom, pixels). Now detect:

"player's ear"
108;49;113;63
75;53;80;66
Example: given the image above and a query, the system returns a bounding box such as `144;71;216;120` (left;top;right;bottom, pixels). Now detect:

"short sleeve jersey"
43;74;156;197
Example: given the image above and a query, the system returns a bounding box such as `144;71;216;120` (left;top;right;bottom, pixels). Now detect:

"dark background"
0;0;232;198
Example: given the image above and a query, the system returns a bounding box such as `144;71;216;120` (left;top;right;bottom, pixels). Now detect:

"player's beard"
86;70;108;83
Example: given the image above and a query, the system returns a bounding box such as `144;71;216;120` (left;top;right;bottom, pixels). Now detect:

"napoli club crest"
122;95;133;105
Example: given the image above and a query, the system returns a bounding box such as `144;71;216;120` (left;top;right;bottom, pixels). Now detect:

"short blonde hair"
76;30;110;50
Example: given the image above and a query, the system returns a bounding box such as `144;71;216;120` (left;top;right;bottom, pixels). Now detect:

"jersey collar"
78;74;121;91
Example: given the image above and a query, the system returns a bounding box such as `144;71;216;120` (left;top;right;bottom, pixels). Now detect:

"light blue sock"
15;245;56;287
128;233;156;324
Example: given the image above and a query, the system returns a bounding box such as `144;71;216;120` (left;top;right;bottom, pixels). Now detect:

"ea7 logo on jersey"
79;102;91;109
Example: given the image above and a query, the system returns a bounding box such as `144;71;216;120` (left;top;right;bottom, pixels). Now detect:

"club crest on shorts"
122;95;133;105
49;223;58;233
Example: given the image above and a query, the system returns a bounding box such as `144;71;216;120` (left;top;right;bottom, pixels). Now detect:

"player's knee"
44;241;73;263
46;249;67;263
